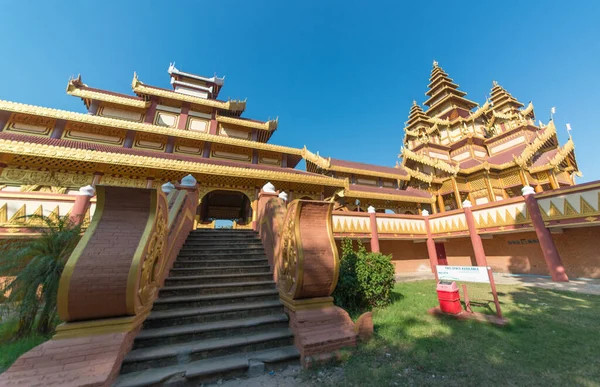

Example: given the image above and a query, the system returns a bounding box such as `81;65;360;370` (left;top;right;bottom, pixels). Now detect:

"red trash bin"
436;281;462;314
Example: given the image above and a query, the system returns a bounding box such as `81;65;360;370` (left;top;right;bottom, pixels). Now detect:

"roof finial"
492;80;498;86
412;100;417;106
433;60;438;68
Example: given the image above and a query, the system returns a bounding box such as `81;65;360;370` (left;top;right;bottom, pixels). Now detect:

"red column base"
284;305;357;368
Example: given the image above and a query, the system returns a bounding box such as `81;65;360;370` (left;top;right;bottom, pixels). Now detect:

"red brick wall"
553;226;600;279
379;240;431;273
67;187;151;321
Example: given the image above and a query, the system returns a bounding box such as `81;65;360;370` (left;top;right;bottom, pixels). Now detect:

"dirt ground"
205;364;345;387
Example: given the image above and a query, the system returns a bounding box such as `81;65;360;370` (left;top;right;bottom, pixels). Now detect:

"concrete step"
185;236;259;241
144;300;285;329
189;231;258;237
182;241;265;248
152;289;280;311
120;328;295;374
134;314;289;348
173;258;267;268
165;272;274;285
114;346;300;387
169;265;271;277
159;281;276;297
179;246;266;254
177;249;267;259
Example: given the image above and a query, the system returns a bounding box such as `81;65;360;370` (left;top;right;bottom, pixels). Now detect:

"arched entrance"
197;190;253;229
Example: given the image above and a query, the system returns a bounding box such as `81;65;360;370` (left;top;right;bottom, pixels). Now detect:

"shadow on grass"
328;281;600;387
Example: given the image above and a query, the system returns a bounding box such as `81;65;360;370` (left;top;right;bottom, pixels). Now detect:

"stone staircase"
115;229;299;386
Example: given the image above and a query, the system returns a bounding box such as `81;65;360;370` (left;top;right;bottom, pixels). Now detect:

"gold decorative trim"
0;100;302;155
57;186;105;322
53;311;148;339
325;202;339;295
278;293;334;311
341;187;434;204
0;139;343;187
126;190;158;315
132;73;246;112
217;114;278;131
302;147;410;180
67;81;149;109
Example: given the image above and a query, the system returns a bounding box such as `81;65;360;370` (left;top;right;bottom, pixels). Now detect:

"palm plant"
0;215;81;338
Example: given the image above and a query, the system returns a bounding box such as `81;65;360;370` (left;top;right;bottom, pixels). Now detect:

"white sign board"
436;265;490;283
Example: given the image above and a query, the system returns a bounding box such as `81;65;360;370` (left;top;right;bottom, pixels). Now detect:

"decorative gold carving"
0;100;302;155
279;201;299;295
133;132;168;151
101;175;147;188
0;139;342;187
97;104;144;122
137;201;167;312
258;150;282;166
174;138;204;155
62;121;125;145
4;113;55;136
211;144;252;162
0;168;93;189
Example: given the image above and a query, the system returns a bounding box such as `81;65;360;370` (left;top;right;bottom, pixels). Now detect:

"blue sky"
0;1;598;182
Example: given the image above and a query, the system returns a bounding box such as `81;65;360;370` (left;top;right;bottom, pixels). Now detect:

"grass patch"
0;316;52;373
328;281;600;386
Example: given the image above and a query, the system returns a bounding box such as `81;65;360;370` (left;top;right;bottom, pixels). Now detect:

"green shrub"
333;238;395;312
332;239;363;311
356;251;396;308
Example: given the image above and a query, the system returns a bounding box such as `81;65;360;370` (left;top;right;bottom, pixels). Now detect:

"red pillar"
522;187;569;282
423;212;438;275
367;206;380;253
70;186;95;225
462;201;489;267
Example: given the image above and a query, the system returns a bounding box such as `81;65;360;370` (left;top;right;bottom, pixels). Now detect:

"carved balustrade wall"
0;190;96;237
332;181;600;241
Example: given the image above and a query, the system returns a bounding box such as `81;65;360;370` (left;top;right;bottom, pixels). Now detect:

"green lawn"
332;281;600;387
0;316;51;373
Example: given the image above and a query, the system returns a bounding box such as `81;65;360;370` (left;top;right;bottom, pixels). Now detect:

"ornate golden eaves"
529;138;576;173
301;147;409;181
340;186;434;204
0;100;302;156
216;114;278;131
132;73;246;112
67;81;149;109
0;138;343;187
301;147;331;169
401;147;459;175
514;121;557;166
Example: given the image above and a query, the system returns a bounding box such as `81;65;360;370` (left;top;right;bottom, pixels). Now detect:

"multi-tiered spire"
405;100;430;130
424;61;477;116
489;81;524;113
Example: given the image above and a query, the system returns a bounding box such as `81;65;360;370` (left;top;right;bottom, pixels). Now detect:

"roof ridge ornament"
433;60;439;68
